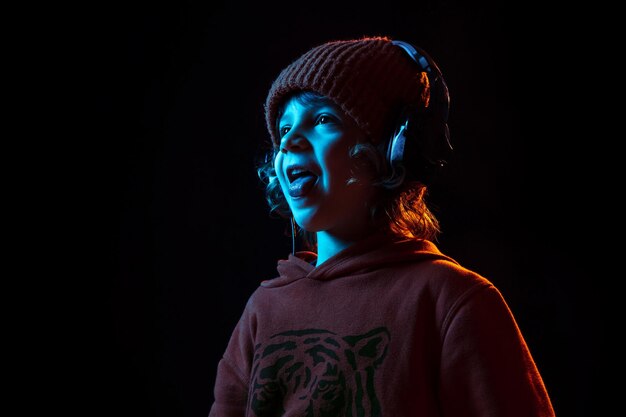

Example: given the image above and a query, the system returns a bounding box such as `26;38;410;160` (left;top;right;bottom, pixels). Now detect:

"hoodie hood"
261;232;457;288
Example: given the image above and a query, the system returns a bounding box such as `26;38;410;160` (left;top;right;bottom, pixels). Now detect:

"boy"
208;36;555;417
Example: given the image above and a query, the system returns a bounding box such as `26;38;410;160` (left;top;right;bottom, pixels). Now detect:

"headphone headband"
384;40;453;186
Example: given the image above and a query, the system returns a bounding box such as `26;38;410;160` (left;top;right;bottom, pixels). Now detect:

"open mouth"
286;166;318;198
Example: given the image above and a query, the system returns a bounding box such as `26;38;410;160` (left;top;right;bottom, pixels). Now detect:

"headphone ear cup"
382;110;413;188
386;117;408;169
384;104;449;186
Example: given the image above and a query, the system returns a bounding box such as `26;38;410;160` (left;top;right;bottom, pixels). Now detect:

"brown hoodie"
208;233;555;417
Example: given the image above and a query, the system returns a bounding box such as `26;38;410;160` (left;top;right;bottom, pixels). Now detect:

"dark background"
67;0;608;416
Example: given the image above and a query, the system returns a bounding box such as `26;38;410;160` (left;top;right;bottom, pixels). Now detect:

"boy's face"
274;94;377;240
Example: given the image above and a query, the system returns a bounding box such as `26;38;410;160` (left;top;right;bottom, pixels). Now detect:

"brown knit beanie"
264;36;430;147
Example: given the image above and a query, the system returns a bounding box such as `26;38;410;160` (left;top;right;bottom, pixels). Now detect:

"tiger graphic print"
248;327;390;417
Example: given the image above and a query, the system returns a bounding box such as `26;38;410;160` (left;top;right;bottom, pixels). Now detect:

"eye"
316;114;337;125
317;380;330;392
278;125;291;138
264;381;281;393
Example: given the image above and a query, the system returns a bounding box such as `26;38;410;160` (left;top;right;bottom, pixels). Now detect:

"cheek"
273;152;281;175
274;155;288;188
321;146;356;182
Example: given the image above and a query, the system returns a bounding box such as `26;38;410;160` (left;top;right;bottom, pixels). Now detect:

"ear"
343;327;390;370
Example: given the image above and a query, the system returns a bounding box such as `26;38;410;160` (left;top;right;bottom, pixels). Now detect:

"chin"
292;215;322;233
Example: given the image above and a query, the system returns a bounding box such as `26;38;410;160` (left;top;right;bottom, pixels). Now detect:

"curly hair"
256;91;441;251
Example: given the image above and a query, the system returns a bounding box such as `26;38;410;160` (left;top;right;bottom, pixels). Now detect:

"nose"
279;129;310;154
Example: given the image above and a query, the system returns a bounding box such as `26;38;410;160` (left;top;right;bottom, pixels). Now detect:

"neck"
315;228;378;266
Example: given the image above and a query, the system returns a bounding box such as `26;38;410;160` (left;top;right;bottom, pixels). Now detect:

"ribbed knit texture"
264;36;430;146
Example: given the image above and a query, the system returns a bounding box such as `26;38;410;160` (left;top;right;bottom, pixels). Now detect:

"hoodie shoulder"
260;251;317;288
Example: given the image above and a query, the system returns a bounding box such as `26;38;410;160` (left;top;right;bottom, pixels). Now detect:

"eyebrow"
280;101;341;119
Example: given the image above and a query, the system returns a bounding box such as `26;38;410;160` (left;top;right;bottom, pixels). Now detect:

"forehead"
279;92;341;120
